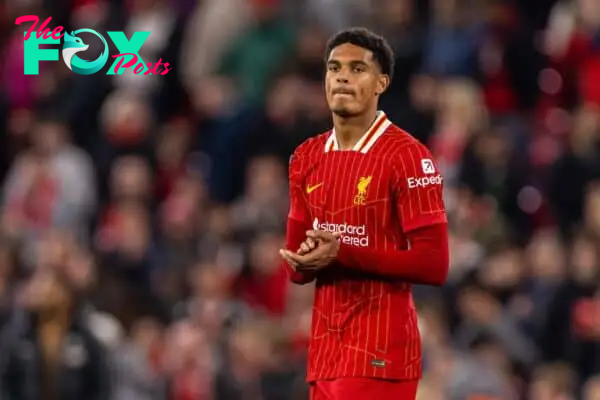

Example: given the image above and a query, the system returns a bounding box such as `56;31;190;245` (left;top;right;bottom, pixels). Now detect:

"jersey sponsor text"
313;218;369;247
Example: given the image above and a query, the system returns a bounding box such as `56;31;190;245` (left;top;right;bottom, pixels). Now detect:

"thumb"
332;231;342;239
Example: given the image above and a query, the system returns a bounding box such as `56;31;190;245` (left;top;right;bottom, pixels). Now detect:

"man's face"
325;43;388;117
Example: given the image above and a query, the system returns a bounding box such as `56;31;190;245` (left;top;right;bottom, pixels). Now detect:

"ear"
375;74;390;96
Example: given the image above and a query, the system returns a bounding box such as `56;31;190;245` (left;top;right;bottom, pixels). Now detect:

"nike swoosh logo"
306;183;323;194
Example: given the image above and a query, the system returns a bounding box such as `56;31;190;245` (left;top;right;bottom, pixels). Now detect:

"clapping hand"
279;230;341;272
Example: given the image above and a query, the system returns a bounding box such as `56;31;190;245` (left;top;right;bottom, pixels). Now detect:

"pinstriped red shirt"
286;112;447;382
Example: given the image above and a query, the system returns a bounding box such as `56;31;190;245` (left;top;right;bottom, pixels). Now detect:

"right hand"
297;236;318;255
280;231;341;272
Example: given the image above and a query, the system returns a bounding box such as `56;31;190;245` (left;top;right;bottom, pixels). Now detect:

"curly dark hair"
324;27;395;81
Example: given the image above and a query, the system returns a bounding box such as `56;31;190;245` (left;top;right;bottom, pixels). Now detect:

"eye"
327;65;339;72
352;66;365;73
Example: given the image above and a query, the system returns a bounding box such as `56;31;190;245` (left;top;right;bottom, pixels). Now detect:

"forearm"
336;224;449;286
282;217;316;285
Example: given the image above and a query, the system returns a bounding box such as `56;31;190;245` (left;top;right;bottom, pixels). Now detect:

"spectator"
217;0;297;107
0;230;112;400
1;117;96;251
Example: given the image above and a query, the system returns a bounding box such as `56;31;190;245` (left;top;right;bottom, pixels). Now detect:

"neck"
333;109;378;150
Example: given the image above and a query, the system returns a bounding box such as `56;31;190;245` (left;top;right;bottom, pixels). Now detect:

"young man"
279;28;450;399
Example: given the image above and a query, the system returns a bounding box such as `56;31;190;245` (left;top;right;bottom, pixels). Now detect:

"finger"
279;249;299;269
287;249;325;272
332;232;342;239
307;237;317;249
285;256;299;270
285;250;311;265
306;230;335;241
300;242;311;254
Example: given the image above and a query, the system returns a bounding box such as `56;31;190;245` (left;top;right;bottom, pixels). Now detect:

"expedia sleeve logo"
313;218;369;247
407;175;443;189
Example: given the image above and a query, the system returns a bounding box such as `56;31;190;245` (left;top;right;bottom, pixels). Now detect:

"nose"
336;75;349;84
335;67;350;84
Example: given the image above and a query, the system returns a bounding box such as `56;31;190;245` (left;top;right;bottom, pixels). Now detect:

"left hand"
279;230;341;272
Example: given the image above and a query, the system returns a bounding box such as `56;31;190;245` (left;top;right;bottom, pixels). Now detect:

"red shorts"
309;378;419;400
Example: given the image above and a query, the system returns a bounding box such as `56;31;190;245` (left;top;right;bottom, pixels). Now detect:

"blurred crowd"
0;0;600;399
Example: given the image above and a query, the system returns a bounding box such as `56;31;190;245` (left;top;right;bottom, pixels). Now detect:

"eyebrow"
327;59;370;68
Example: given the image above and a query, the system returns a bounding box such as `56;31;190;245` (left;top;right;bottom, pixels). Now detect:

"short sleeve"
287;151;310;222
393;143;447;232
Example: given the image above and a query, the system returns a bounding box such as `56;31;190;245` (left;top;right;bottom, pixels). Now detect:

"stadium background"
1;0;600;398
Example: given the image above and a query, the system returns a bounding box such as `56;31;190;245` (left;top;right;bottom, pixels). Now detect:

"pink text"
15;15;64;41
112;53;172;75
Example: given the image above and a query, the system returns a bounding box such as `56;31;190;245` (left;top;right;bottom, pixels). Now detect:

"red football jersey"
287;112;447;382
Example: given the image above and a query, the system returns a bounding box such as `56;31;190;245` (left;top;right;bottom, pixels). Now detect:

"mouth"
333;88;355;96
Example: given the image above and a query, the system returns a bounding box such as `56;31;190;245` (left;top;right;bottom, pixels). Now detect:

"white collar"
324;111;391;154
